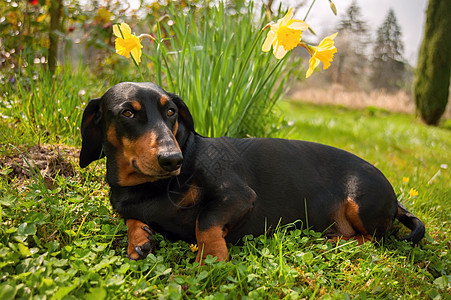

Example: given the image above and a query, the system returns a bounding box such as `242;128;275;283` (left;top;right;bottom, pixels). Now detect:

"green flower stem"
298;42;314;56
129;54;145;82
116;23;145;82
303;0;317;21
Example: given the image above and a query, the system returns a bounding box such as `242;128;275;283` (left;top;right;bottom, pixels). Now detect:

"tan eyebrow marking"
131;100;142;111
160;95;169;106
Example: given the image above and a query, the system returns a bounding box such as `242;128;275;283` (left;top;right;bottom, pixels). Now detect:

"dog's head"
79;82;195;186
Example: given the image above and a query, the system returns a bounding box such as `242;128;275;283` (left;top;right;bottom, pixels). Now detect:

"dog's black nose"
158;152;183;172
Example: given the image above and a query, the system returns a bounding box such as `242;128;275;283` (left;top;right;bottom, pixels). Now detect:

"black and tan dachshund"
79;82;425;262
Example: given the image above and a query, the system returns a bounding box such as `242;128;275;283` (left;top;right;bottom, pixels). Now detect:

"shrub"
413;0;451;125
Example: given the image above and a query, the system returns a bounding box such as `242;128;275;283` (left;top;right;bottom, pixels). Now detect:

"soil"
1;144;80;189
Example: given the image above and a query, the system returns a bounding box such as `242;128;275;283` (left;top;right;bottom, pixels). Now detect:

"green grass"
0;100;450;299
0;62;105;146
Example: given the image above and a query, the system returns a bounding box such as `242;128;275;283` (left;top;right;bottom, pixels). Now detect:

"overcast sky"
287;0;429;65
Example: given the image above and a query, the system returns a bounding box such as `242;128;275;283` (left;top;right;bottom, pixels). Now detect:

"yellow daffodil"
113;23;143;64
409;188;419;198
306;32;338;78
403;177;410;183
189;244;199;252
262;8;309;59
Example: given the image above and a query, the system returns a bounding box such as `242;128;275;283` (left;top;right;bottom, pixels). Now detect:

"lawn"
0;96;449;299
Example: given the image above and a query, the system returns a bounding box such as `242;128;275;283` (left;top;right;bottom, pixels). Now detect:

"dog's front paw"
126;219;155;260
195;224;229;264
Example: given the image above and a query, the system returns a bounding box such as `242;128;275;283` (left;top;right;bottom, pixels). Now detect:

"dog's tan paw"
126;219;155;260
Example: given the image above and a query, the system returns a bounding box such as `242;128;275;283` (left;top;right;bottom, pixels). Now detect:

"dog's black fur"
80;82;425;262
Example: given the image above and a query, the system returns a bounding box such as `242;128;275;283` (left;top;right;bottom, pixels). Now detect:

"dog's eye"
167;108;176;117
122;110;134;118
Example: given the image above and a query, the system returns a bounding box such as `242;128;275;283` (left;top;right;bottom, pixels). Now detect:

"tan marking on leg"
127;219;154;260
195;221;228;264
329;198;372;244
328;234;373;245
332;200;356;237
344;198;368;236
353;234;373;244
131;100;142;111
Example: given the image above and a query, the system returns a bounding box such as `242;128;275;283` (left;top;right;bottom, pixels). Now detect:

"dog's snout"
158;152;183;172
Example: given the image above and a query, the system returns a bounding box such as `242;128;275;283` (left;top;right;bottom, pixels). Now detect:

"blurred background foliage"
0;0;413;87
0;0;449;133
1;0;304;144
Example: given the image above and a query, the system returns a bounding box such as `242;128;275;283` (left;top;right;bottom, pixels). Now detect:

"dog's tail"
395;202;425;244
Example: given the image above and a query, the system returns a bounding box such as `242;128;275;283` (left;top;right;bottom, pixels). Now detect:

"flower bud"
329;1;337;16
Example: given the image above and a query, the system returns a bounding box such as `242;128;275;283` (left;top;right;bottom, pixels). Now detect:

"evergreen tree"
413;0;451;125
337;1;367;33
332;1;369;89
371;8;406;91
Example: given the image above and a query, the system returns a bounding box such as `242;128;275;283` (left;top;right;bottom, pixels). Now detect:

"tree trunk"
413;0;451;125
48;0;63;73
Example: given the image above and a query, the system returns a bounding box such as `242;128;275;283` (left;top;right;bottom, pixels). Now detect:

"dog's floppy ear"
79;98;104;168
169;93;195;132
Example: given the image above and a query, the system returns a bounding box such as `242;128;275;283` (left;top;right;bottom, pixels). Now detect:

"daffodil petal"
113;24;121;38
262;30;276;52
270;22;279;32
280;8;294;26
287;20;309;31
311;56;321;69
113;23;132;38
318;40;335;50
131;47;142;64
274;44;288;59
120;23;132;36
326;32;338;40
306;56;320;78
318;33;338;50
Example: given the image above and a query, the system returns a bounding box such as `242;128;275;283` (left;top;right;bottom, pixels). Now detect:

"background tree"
371;8;406;92
0;0;48;70
332;1;369;89
48;0;63;73
413;0;451;125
